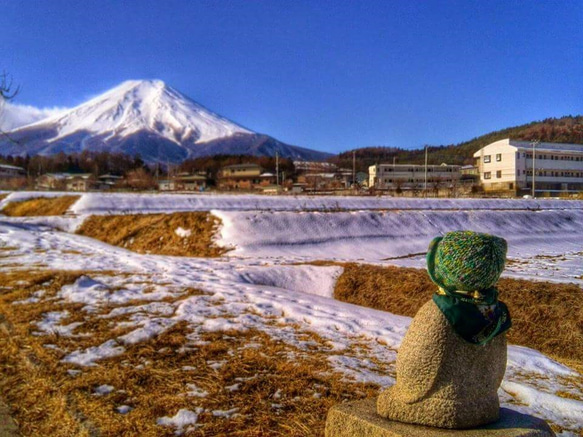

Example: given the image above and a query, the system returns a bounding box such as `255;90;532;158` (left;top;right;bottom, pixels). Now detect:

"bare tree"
0;72;19;141
0;72;18;111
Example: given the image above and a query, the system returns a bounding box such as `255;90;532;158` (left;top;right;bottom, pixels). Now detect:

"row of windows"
523;153;582;161
484;153;583;163
483;171;503;179
382;167;457;173
483;154;502;163
382;178;456;183
524;170;583;178
486;169;583;178
227;168;257;174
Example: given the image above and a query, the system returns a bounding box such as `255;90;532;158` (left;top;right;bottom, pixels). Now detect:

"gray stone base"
325;398;555;437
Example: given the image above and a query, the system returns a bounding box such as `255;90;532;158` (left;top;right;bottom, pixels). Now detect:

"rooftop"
0;164;25;171
509;140;583;153
222;163;262;170
474;139;583;156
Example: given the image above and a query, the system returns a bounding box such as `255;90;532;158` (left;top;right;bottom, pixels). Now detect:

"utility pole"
424;145;428;197
352;150;356;190
275;151;279;187
531;140;539;198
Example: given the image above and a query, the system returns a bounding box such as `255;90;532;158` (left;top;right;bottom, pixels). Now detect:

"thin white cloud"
0;102;68;131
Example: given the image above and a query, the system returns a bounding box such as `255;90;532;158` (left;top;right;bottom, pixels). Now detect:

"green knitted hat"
426;231;507;292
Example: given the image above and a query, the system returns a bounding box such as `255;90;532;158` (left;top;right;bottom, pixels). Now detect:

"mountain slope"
0;80;330;162
335;115;583;170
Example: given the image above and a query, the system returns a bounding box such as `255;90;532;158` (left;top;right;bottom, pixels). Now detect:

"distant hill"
335;116;583;171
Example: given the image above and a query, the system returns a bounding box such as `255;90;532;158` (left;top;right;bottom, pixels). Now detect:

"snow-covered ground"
1;192;581;284
2;191;582;215
1;193;582;434
214;208;583;284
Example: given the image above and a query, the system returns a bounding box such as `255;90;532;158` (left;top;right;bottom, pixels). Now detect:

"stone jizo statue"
326;230;555;436
377;230;512;429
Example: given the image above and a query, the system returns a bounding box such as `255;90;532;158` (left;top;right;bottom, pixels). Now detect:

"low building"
0;164;26;189
218;164;276;190
291;183;307;193
369;163;461;190
473;139;583;194
156;173;208;192
158;180;175;191
0;163;25;179
303;172;337;190
36;173;95;191
261;184;283;194
173;173;208;191
293;160;336;173
65;174;95;192
36;173;68;190
97;174;123;190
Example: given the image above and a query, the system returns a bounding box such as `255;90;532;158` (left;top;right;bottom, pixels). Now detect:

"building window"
484;155;491;163
496;154;502;162
484;172;491;179
496;170;502;178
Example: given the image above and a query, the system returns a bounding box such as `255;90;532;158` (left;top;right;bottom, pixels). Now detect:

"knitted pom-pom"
427;231;507;292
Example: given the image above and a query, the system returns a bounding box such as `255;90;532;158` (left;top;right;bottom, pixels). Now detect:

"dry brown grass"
335;263;583;368
76;212;226;258
0;269;376;436
0;193;8;202
2;196;79;216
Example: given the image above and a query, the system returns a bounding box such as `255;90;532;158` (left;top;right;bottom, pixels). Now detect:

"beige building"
473;139;583;194
218;163;276;190
369;163;461;190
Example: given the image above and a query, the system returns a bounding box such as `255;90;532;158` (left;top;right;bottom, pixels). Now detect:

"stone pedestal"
325;398;555;437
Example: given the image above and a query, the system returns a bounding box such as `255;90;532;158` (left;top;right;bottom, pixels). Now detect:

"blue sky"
1;0;582;154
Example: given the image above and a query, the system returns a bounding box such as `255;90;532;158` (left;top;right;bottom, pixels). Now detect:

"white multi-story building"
369;163;461;190
473;139;583;193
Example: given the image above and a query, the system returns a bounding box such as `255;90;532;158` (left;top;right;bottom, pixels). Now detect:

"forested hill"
334;115;583;171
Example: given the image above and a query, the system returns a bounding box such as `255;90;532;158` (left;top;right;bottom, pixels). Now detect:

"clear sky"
1;0;582;154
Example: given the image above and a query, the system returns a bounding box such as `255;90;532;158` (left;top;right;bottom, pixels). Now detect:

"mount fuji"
0;80;331;163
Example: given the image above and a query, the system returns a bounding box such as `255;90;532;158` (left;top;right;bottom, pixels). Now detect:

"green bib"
432;287;511;345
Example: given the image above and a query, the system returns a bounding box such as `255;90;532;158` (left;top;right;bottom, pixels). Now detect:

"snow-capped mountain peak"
1;80;331;163
35;79;252;144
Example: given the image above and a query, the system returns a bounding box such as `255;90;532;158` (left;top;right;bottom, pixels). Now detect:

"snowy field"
1;192;583;434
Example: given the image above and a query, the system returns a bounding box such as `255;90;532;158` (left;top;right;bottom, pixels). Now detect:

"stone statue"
326;231;555;436
377;231;511;428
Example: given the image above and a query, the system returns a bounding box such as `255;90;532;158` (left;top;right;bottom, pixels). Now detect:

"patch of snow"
207;360;227;370
62;339;125;367
63;192;583;216
212;408;239;418
34;310;82;337
13;289;46;305
502;381;583;432
117;405;132;414
94;384;115;395
157;408;204;434
225;383;240;392
185;383;208;398
175;227;192;238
